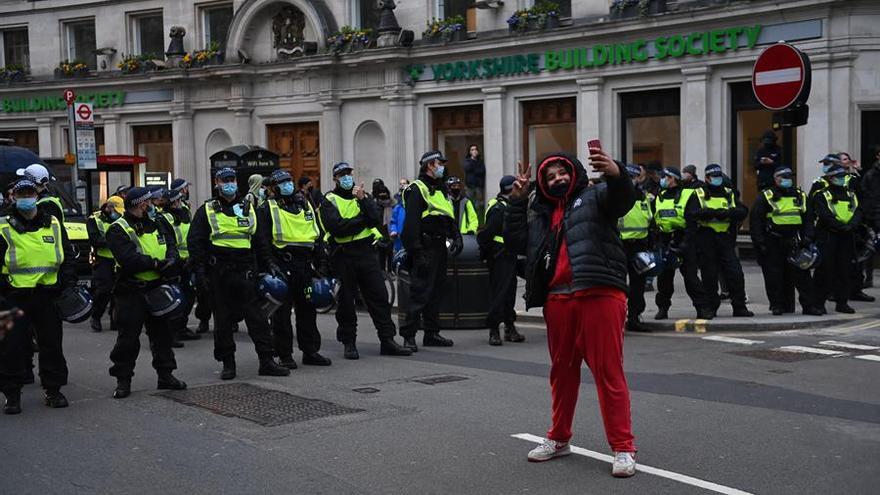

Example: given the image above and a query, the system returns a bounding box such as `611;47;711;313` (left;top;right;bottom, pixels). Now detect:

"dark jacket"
861;162;880;230
688;183;748;236
755;143;782;190
750;186;813;247
0;208;77;292
256;195;327;271
86;211;115;252
464;156;486;189
187;195;272;276
106;211;178;288
811;183;862;234
37;192;65;223
504;153;635;308
319;186;383;246
401;173;458;252
477;194;508;257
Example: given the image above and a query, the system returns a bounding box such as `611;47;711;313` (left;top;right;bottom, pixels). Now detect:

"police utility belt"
421;232;447;245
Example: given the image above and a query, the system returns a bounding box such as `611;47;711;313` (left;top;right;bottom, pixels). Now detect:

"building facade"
0;0;877;211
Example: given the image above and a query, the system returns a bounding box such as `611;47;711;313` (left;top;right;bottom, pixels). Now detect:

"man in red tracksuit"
504;149;638;478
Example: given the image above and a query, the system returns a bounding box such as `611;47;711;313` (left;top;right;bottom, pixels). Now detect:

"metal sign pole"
67;104;79;197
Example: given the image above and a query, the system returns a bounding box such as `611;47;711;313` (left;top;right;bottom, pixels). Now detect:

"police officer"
16;164;64;222
161;188;201;343
691;164;753;317
106;187;187;398
171;178;212;334
319;162;412;359
808;154;843;200
478;175;524;345
0;179;76;414
653;167;713;320
812;162;862;313
399;152;462;351
188;168;290;379
257;169;332;368
447;177;479;236
87;196;123;332
618;164;654;331
750;166;822;316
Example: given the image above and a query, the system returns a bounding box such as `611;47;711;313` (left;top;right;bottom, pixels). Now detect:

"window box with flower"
327;26;373;56
507;2;561;34
422;15;465;45
55;60;90;78
0;65;27;84
610;0;667;19
192;41;224;67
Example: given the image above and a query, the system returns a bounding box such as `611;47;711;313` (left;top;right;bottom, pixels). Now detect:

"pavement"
1;289;880;495
515;261;876;332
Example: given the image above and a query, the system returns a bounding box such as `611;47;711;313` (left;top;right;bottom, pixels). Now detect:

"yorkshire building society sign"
1;91;125;113
408;24;764;83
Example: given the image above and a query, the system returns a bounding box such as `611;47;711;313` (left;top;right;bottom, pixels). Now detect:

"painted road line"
512;433;754;495
854;355;880;362
818;341;880;351
702;336;765;345
776;346;846;356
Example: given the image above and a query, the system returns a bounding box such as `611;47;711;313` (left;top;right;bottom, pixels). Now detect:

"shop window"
202;3;234;51
130;11;165;58
63;19;97;69
133;124;174;184
529;0;571;18
1;28;29;69
860;111;880;172
0;129;38;153
522;97;577;167
620;88;680;167
351;0;381;31
431;105;484;201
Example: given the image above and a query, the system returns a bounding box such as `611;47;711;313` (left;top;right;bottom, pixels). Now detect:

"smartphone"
587;139;602;151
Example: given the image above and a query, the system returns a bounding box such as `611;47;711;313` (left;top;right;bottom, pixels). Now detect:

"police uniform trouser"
695;229;747;311
169;267;195;335
400;238;448;338
486;250;518;329
331;242;396;343
622;241;648;320
814;230;855;305
194;277;212;324
109;288;177;379
209;263;274;361
655;236;710;311
760;235;814;312
0;289;67;391
272;256;321;357
91;257;114;319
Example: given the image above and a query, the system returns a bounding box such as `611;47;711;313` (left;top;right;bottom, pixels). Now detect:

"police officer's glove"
194;270;211;294
449;235;463;258
158;258;177;275
716;208;732;219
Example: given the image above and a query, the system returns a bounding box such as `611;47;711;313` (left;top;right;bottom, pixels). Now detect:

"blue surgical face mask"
434;165;446;178
15;197;37;212
146;205;157;219
279;182;295;196
339;175;354;190
109;211;121;221
709;176;723;187
821;164;833;174
779;178;793;189
830;176;846;187
220;182;238;197
660;177;669;189
258;189;266;200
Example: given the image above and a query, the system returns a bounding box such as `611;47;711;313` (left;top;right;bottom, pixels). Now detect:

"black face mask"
450;190;461;198
548;182;569;198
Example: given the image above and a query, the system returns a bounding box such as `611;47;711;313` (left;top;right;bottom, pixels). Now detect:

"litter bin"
397;235;490;329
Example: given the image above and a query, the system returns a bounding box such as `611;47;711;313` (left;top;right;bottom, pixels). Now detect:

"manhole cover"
412;375;469;385
730;349;826;362
157;383;364;426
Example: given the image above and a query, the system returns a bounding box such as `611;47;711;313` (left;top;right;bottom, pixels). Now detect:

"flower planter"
424;36;443;45
450;30;466;43
610;0;667;19
545;15;560;30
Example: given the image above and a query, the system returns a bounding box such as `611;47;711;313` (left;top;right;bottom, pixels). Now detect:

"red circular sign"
76;104;92;121
63;89;75;105
752;43;809;111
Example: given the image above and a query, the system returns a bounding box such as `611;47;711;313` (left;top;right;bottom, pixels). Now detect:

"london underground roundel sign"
752;42;811;111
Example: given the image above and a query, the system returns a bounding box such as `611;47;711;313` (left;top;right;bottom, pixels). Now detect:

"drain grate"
412;375;469;385
157;383;364;426
730;349;827;362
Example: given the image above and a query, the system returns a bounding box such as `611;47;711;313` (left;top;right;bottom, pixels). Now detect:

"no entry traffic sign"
752;42;811;111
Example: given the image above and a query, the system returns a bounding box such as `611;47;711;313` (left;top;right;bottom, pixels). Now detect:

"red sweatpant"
542;288;636;452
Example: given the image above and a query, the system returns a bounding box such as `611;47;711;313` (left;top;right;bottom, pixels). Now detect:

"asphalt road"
2;305;880;495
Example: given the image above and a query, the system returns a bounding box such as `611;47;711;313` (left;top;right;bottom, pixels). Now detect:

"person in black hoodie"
504;149;638;478
754;130;782;191
464;144;486;209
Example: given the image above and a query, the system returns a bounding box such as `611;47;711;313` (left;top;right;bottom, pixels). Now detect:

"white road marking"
754;67;802;86
854;355;880;362
702;336;764;345
512;433;754;495
818;341;880;351
776;346;846;356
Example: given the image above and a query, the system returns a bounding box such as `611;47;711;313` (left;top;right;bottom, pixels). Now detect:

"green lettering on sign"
0;91;127;113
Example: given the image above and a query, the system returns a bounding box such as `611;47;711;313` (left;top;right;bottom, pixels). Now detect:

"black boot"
302;352;332;366
803;306;824;316
258;357;291;376
157;373;187;390
504;323;525;343
23;367;35;384
850;291;876;302
835;303;856;314
654;308;668;320
113;378;131;399
90;315;102;332
380;339;413;356
3;390;21;414
343;342;360;360
178;328;201;341
696;308;715;320
423;332;453;347
278;355;298;369
402;337;418;353
197;319;209;334
220;357;236;380
732;306;754;317
626;317;650;333
44;388;69;408
489;327;502;346
771;306;784;316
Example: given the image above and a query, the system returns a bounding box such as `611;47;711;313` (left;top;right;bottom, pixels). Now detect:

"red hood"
536;153;579;204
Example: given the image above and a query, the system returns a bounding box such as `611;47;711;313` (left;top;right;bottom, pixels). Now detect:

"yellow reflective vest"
267;199;320;249
324;192;374;244
112;217;167;281
618;196;652;240
0;215;64;288
763;189;806;226
821;189;858;225
162;212;190;260
90;212;115;259
37;195;65;222
485;198;508;244
694;187;736;233
404;180;454;220
654;189;694;233
205;200;257;249
453;197;478;235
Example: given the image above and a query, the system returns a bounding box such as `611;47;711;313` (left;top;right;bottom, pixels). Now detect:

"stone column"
681;66;709;170
229;82;253;145
576;77;603;166
171;109;199;200
482;87;505;197
101;113;120;154
387;94;416;181
321;98;342;189
799;56;831;190
36;117;53;157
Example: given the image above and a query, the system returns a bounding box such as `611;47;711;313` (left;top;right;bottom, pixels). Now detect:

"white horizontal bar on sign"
702;336;764;345
854;355;880;362
818;341;880;351
754;67;802;86
776;346;845;356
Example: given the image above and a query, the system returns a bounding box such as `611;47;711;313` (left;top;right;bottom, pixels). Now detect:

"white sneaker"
527;439;571;462
611;451;636;478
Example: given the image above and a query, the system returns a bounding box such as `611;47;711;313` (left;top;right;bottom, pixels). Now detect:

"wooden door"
267;122;321;188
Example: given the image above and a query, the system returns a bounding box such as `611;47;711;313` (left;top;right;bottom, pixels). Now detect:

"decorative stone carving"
272;6;306;58
377;0;402;48
166;26;186;57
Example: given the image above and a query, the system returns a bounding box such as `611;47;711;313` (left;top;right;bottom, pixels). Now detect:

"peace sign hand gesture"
510;161;532;201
